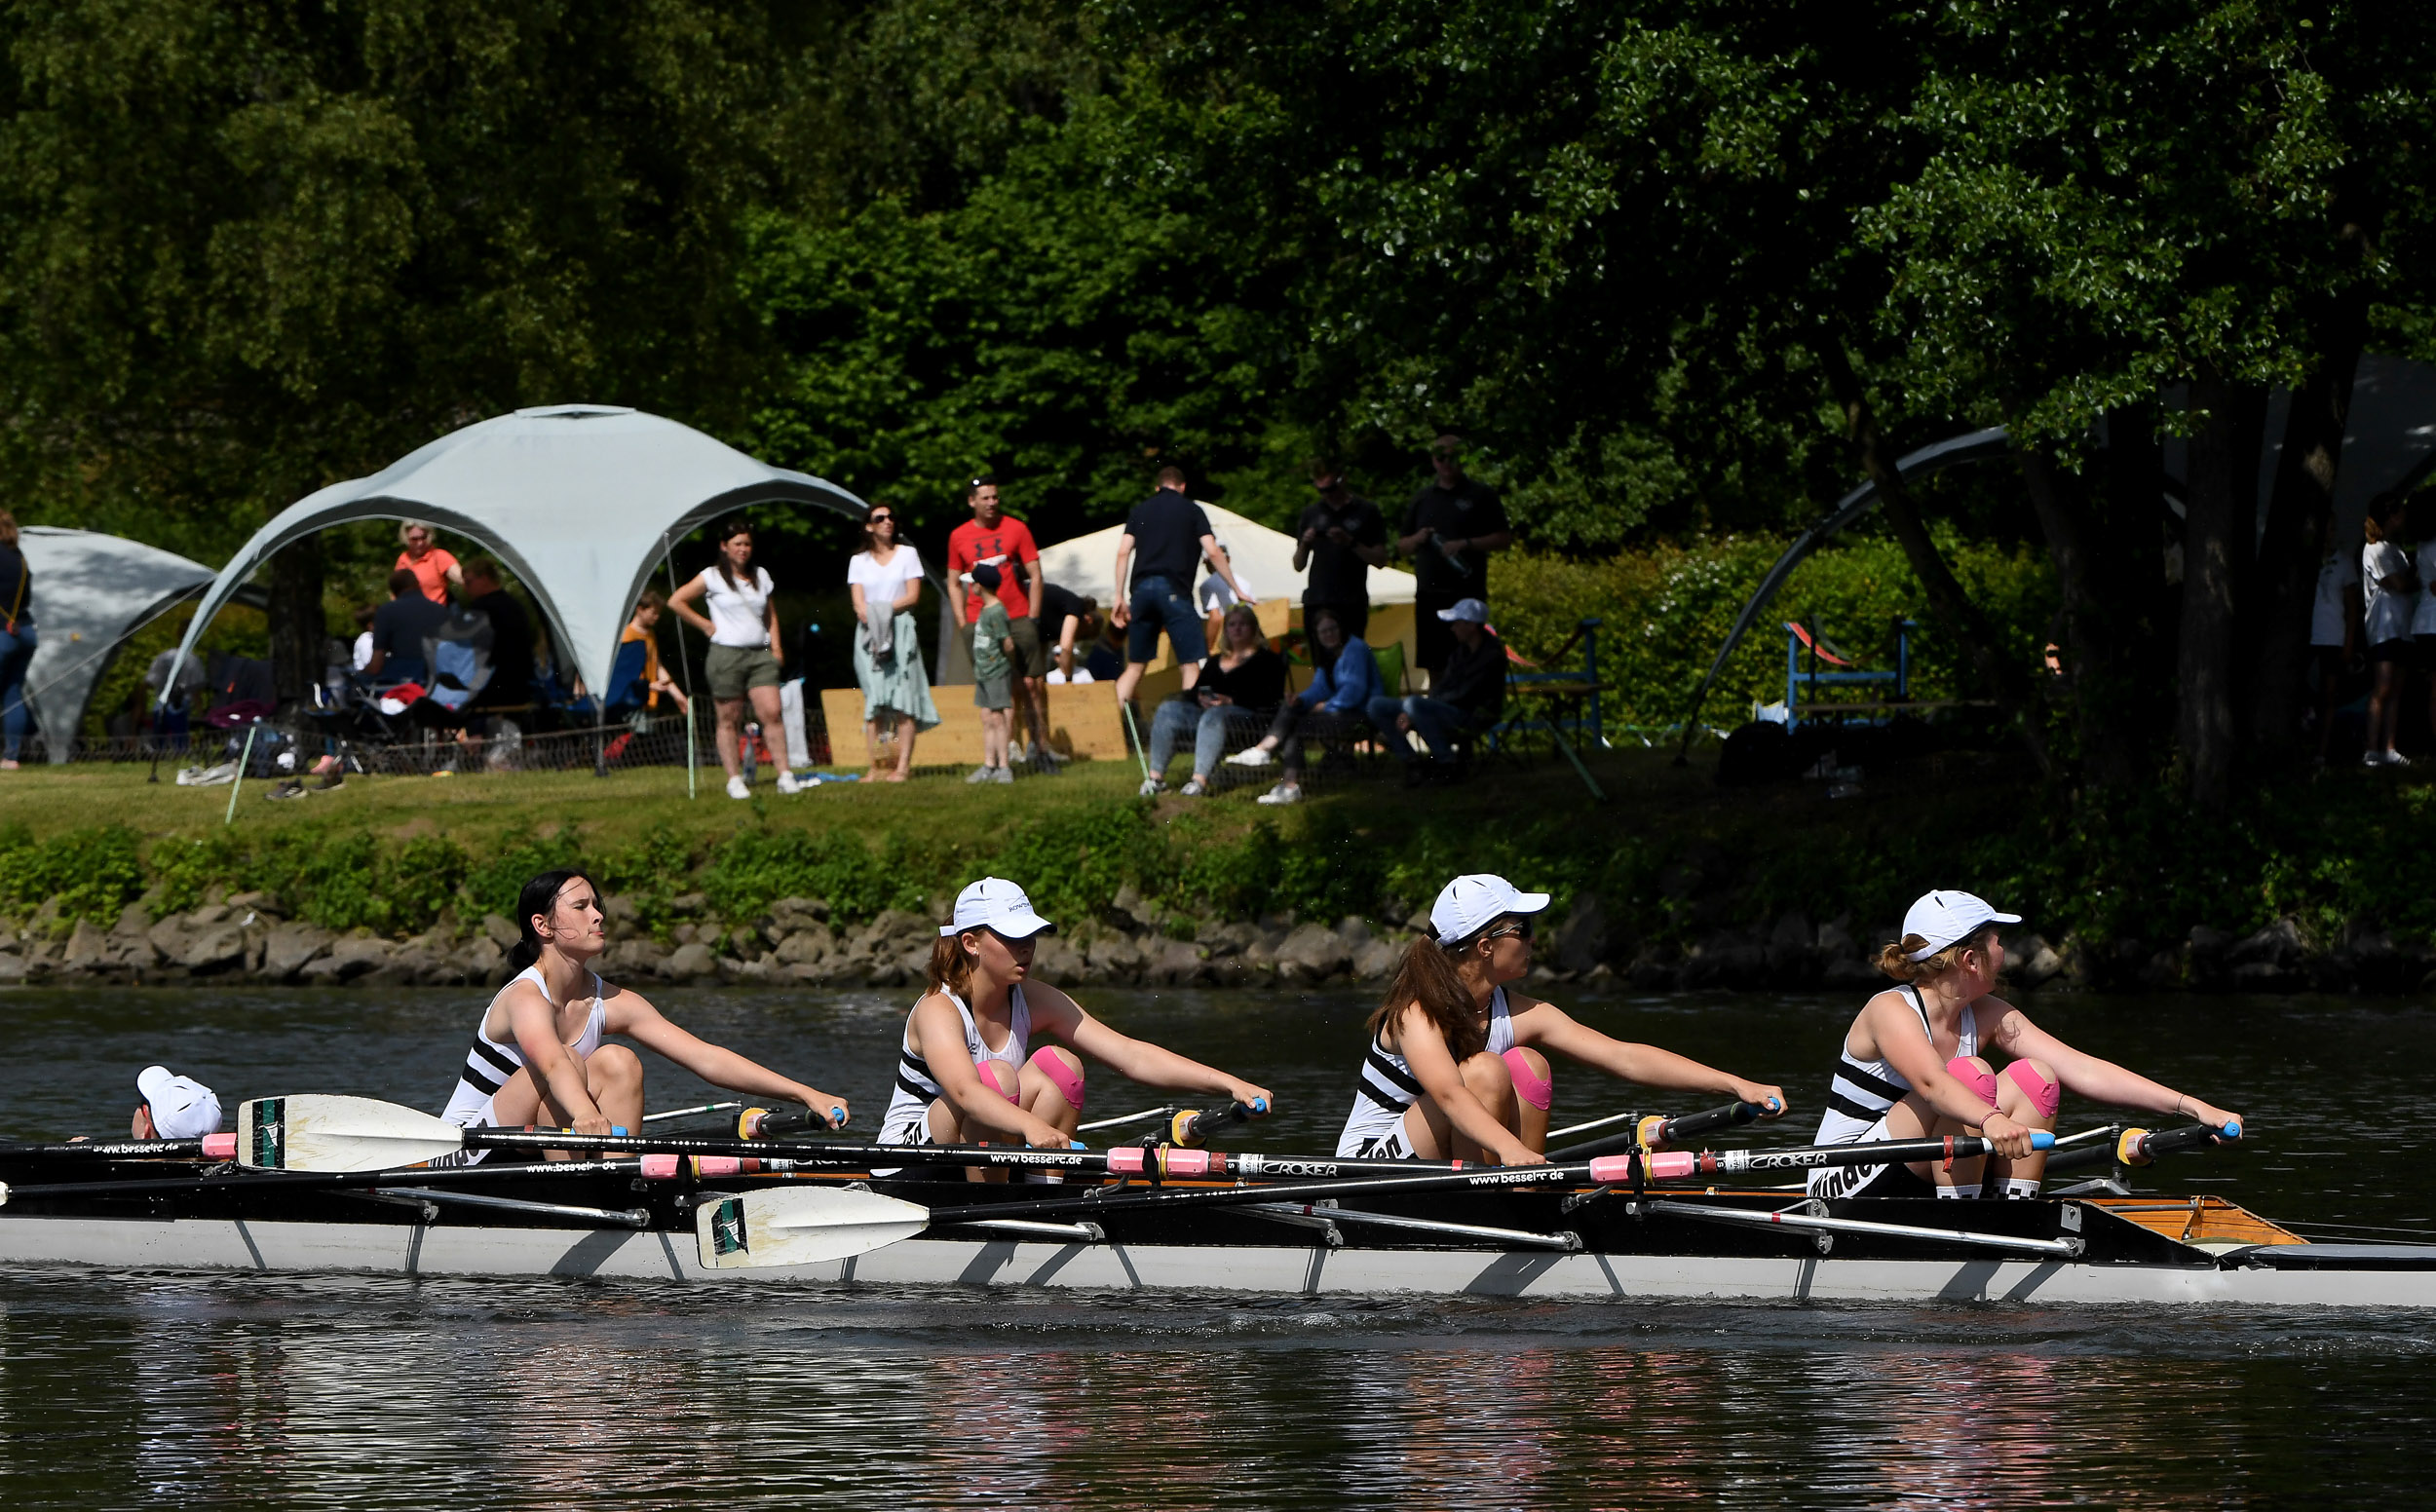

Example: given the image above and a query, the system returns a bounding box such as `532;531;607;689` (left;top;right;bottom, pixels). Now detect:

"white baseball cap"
1430;874;1551;945
1436;598;1489;624
939;878;1055;939
1901;890;2022;961
136;1065;222;1140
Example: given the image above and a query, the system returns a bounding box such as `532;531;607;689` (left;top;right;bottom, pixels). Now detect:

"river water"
2;985;2431;1508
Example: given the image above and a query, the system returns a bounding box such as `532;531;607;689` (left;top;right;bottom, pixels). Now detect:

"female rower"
1809;889;2242;1200
1337;874;1786;1163
439;869;849;1142
878;878;1273;1173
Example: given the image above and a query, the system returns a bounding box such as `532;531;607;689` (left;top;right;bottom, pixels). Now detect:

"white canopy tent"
17;527;235;763
166;405;869;710
1033;502;1416;612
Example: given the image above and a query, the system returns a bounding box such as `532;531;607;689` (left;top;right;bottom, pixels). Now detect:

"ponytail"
927;931;978;999
1876;926;1994;983
509;868;596;972
1363;935;1487;1062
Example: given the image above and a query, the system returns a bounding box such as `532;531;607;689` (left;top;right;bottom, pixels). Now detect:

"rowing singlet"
878;987;1031;1146
439;964;608;1129
1812;983;1976;1148
1334;986;1514;1157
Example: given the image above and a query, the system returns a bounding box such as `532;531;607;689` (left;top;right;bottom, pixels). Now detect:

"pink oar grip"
693;1155;743;1178
640;1153;681;1179
1587;1152;1695;1183
1161;1149;1212;1177
201;1133;237;1160
1107;1148;1146;1174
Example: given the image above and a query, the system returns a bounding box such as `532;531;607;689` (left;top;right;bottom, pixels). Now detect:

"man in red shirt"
946;475;1060;764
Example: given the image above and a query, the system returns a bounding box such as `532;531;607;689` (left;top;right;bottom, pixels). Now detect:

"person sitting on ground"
1143;602;1287;798
1808;889;2239;1201
878;878;1273;1178
364;567;448;688
1337;875;1785;1162
605;589;691;720
133;1065;222;1140
1223;606;1381;806
968;562;1017;785
1367;597;1506;782
438;869;849;1152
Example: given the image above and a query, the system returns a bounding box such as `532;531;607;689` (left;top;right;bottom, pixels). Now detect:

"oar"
690;1131;2057;1267
2045;1119;2243;1175
1546;1098;1777;1161
1163;1097;1267;1148
0;1134;225;1161
644;1102;743;1124
1077;1105;1178;1134
0;1156;657;1206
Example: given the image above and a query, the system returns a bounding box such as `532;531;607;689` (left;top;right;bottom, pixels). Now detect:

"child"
969;562;1016;784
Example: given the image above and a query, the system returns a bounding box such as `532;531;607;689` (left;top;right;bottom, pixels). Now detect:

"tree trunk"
1815;338;2051;775
2178;366;2262;810
2017;444;2143;787
267;534;327;707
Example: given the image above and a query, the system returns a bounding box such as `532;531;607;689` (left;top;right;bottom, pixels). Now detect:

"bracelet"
2174;1094;2189;1118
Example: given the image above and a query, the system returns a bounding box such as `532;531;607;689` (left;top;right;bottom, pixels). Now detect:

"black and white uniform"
878;987;1033;1149
1334;986;1514;1158
439;964;608;1129
1807;984;1975;1199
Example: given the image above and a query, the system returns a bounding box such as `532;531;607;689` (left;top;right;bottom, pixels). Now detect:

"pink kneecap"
976;1060;1022;1105
1028;1046;1086;1112
1503;1047;1553;1113
1947;1056;1999;1112
2004;1059;2062;1120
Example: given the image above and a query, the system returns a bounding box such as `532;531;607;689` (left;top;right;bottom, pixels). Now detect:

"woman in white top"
1809;890;2240;1201
1198;542;1253;650
881;879;1272;1175
847;502;939;782
446;868;850;1139
670;517;800;800
2361;493;2417;767
1337;875;1783;1164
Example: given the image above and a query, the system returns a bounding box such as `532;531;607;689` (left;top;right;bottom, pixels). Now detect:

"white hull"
4;1212;2429;1309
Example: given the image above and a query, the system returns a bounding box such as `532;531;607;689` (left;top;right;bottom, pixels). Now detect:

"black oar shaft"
1546;1100;1764;1162
2;1159;643;1203
0;1137;208;1160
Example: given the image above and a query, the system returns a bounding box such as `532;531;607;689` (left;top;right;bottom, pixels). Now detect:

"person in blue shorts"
1111;466;1255;706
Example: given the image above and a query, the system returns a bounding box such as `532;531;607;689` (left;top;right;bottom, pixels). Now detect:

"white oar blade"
695;1187;930;1269
239;1095;466;1172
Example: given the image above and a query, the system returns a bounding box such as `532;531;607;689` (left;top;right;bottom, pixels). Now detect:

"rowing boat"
4;1126;2428;1307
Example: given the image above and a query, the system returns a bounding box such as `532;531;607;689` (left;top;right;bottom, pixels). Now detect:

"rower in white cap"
133;1065;222;1140
1335;874;1785;1164
1808;889;2243;1201
877;877;1273;1174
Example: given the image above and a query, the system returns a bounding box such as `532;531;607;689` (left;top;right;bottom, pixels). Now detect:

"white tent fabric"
1033;502;1416;610
167;406;868;708
17;527;222;763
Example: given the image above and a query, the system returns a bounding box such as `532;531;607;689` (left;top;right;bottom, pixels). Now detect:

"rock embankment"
0;885;2410;995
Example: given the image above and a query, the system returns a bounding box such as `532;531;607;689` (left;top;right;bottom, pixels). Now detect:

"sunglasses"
1483;917;1535;942
867;513;894;525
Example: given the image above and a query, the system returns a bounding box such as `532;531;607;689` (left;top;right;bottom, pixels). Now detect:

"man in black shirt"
1399;435;1512;674
463;559;537;712
1365;598;1506;780
1033;582;1104;681
1293;461;1389;642
1111;466;1256;703
365;568;448;686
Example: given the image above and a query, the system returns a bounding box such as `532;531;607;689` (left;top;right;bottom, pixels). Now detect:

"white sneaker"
726;775;750;800
2390;751;2413;768
1226;745;1275;769
1139;776;1167;797
776;770;802;795
1031;743;1068;765
967;765;994;783
1255;782;1302;806
991;766;1014;784
1180;776;1207;797
2365;749;2389;767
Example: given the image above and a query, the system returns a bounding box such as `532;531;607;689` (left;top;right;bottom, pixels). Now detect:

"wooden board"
818;682;1131;768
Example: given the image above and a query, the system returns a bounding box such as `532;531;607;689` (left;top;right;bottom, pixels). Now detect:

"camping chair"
1483;617;1609;800
1783;618;1912;728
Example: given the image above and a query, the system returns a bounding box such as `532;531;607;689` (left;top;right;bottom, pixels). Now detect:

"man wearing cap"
1399;435;1510;675
133;1066;221;1140
1808;889;2243;1202
1338;874;1784;1163
1367;597;1504;780
877;878;1274;1163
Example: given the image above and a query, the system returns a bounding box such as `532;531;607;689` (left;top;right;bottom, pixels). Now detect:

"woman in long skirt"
848;502;939;781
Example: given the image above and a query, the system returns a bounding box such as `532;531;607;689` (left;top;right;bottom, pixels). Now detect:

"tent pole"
224;722;258;825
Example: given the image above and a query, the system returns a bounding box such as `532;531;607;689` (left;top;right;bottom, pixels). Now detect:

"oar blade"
695;1187;930;1269
239;1095;467;1172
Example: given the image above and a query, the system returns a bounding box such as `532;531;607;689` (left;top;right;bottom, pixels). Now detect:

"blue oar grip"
828;1106;847;1128
1069;1140;1085;1150
2219;1119;2241;1141
611;1126;628;1137
2029;1130;2055;1151
1250;1096;1269;1115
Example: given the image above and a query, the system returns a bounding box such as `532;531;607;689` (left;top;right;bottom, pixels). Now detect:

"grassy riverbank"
0;747;2430;990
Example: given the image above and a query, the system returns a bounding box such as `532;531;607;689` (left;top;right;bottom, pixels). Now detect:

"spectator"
0;509;34;771
2415;496;2436;760
605;589;690;720
2310;537;2362;764
1199;541;1255;650
461;558;537;715
1034;583;1103;683
968;562;1016;785
349;605;377;673
947;475;1058;767
2362;493;2415;767
365;567;448;686
1222;606;1381;806
669;516;802;799
848;500;936;782
1296;461;1389;641
1366;598;1506;784
395;521;463;605
1399;435;1512;674
1143;603;1287;798
1112;466;1255;703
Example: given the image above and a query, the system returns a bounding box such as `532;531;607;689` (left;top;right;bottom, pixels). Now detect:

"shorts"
705;643;781;699
1126;576;1208;665
974;674;1011;709
2367;637;2413;664
1347;1128;1414;1160
1007;616;1047;679
1805;1119;1941;1200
